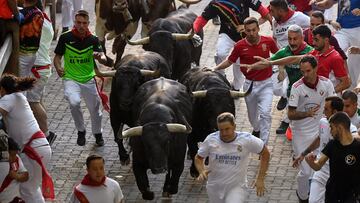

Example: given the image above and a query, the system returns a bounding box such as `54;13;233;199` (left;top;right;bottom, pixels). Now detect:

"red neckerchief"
302;76;319;89
81;174;106;187
291;42;307;55
277;9;295;24
0;156;19;193
22;131;55;200
71;27;92;41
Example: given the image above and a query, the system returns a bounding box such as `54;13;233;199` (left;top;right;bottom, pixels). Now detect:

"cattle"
109;51;171;164
121;77;192;200
127;6;203;80
95;0;201;65
180;68;253;177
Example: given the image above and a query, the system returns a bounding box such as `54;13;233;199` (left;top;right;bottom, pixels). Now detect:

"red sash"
95;77;110;113
22;131;55;200
0;156;19;193
31;64;50;78
74;186;90;203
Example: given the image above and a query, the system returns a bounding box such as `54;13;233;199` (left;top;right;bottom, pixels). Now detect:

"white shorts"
27;66;51;103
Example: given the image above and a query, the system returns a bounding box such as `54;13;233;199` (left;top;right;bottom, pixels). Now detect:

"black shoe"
212;16;220;25
277;97;288;111
77;131;86;146
46;131;57;146
252;130;260;138
276;121;289;134
95;133;104;146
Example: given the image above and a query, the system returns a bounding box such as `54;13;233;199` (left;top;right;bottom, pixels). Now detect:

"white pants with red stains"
62;0;83;28
244;77;273;144
63;79;102;134
215;33;245;90
19;138;51;203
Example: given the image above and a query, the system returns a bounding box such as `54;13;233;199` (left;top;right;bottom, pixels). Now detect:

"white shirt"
198;131;264;199
272;11;310;48
70;177;124;203
0;154;27;203
0;93;41;150
350;113;360;129
34;16;54;66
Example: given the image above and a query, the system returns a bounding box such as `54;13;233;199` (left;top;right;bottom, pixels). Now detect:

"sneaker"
252;130;260;138
77;131;86;146
277;97;288;111
276;121;289;134
95;133;104;146
46;131;57;146
212;16;220;25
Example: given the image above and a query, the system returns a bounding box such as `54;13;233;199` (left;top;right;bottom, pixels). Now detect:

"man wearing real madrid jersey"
195;112;270;203
54;10;109;147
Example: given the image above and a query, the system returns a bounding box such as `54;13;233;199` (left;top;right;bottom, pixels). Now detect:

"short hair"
75;10;89;19
269;0;289;11
329;112;351;130
86;154;105;168
312;24;332;39
342;90;358;103
325;96;344;111
288;25;303;37
311;11;325;23
217;112;235;126
244;17;259;27
300;55;318;69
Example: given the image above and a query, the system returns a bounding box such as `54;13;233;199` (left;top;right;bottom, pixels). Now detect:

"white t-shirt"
197;131;264;199
272;11;310;48
0;154;27;203
34;16;54;66
288;77;335;154
350;113;360;129
0;93;41;150
313;118;357;183
70;177;124;203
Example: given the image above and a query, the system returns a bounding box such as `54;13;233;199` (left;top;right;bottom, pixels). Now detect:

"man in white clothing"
61;0;82;32
195;112;270;203
342;90;360;129
70;154;124;203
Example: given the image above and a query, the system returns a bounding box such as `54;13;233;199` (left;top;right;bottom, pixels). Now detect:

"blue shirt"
337;0;360;28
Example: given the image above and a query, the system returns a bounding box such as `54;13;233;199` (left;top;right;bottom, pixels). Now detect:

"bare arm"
94;65;116;77
254;146;270;197
334;76;351;93
93;52;108;66
288;106;320;120
293;136;320;168
53;54;64;77
214;59;233;71
195;154;209;181
311;0;336;10
269;55;302;66
7;0;18;15
305;153;328;171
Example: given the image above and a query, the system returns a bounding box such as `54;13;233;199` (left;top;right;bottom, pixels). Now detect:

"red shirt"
0;0;13;19
309;47;347;79
228;36;279;81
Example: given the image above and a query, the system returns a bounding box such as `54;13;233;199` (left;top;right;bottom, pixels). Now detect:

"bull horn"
172;28;194;41
166;123;190;133
140;69;156;76
122;126;143;138
177;0;202;5
126;36;150;45
191;90;207;98
229;81;254;98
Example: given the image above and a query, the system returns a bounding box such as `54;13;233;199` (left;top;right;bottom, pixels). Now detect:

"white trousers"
64;79;102;134
309;172;327;203
19;54;36;77
244;77;273;144
19;138;51;203
334;27;360;89
215;33;245;90
62;0;83;28
207;185;247;203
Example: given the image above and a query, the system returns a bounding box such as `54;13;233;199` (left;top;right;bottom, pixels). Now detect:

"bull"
121;77;192;200
127;6;203;80
109;51;170;164
180;68;253;177
95;0;200;65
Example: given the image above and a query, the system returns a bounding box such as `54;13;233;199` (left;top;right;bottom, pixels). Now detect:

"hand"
305;152;317;164
8;170;18;180
307;105;320;117
329;20;342;31
292;155;305;168
252;178;266;196
196;170;210;181
348;46;360;54
55;68;64;77
277;66;286;82
253;56;271;66
93;52;106;62
352;8;360;16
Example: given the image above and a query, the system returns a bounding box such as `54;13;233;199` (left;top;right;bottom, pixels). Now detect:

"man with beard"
306;112;360;202
214;17;278;144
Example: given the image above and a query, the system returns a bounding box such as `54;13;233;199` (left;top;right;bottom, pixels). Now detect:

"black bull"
121;77;192;200
110;52;170;164
127;7;203;80
180;68;253;177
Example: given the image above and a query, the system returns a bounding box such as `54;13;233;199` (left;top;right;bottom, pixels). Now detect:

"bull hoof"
162;191;172;198
141;190;154;200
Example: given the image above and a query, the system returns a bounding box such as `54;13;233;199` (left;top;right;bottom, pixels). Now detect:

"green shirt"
54;31;103;83
270;45;313;96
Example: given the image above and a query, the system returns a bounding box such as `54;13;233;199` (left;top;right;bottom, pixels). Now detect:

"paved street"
45;0;299;202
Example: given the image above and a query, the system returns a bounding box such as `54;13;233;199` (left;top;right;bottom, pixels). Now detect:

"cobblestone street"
44;0;300;202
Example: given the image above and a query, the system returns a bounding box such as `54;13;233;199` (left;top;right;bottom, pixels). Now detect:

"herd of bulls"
95;0;252;200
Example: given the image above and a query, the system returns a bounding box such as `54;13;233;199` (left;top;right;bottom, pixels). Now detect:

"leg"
232;61;245;90
244;80;260;133
296;156;313;201
309;178;326;203
61;0;74;29
19;55;36;77
225;185;247;203
257;79;273;144
214;34;235;77
63;80;85;132
207;186;224;203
